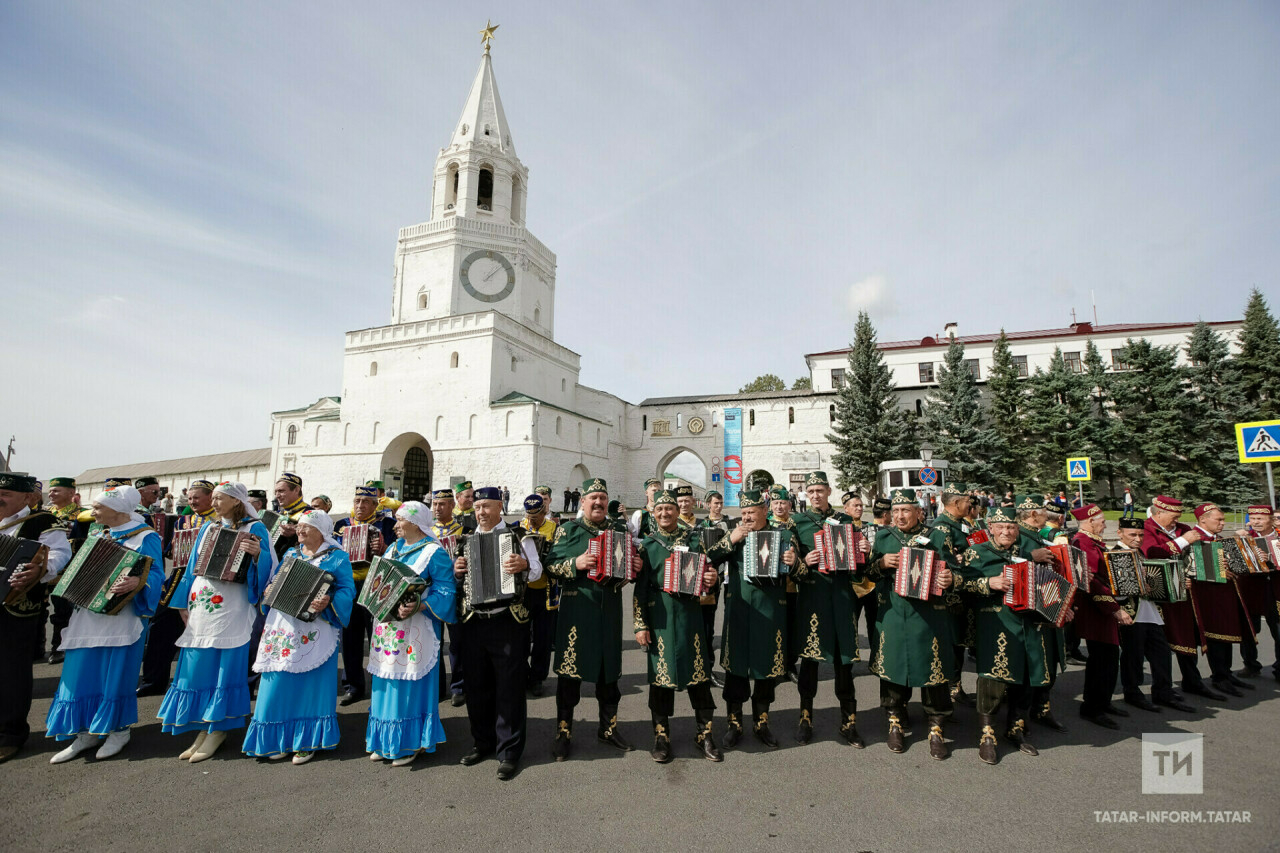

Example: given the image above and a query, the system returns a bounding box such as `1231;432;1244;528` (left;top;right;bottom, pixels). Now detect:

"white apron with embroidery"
252;549;338;674
58;528;148;650
178;577;257;649
366;540;442;681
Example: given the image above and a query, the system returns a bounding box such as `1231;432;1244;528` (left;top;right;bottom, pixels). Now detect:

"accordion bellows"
893;547;943;600
662;549;711;597
0;533;49;605
814;523;863;573
1003;561;1075;627
262;556;335;622
743;530;786;579
192;526;255;584
588;530;638;584
464;530;520;608
53;535;153;615
358;555;428;622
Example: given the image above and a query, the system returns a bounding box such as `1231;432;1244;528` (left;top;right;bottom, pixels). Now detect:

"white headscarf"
296;508;342;551
213;481;260;520
395;501;434;538
94;486;146;526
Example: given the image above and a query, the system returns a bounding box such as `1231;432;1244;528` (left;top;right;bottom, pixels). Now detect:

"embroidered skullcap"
277;472;302;488
190;479;215;492
653;490;677;507
1070;504;1102;522
49;477;76;489
674;485;694;498
738;490;766;508
891;489;917;506
354;484;378;499
1152;495;1184;514
987;505;1017;524
1193;502;1220;520
453;481;473;494
523;495;543;512
583;478;608;496
805;471;830;487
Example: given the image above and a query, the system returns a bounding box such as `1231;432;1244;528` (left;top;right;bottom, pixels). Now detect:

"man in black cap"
135;476;162;519
0;473;72;762
628;477;663;540
42;476;87;664
271;472;309;559
431;488;467;706
519;494;559;698
247;489;268;513
844;491;881;669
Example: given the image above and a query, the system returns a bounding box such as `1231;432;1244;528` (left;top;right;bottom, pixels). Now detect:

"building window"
643;415;647;431
749;409;755;428
450;352;459;368
555;416;562;436
468;414;477;440
533;307;541;325
829;404;835;423
511;356;517;373
964;359;980;381
676;413;683;430
417;291;429;310
369;361;378;377
1012;355;1028;378
477;167;494;211
286;425;297;445
596;428;601;446
1064;351;1082;373
561;378;566;392
1111;349;1130;371
788;406;795;425
831;368;846;389
712;411;719;427
915;399;923;417
918;362;934;383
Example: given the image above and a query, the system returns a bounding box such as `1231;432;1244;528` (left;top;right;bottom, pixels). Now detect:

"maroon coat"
1070;531;1122;644
1239;530;1275;622
1186;527;1255;644
1140;517;1200;655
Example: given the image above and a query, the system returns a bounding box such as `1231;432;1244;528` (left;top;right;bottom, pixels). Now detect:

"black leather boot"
978;713;998;765
551;715;572;762
796;699;814;744
695;710;723;762
927;714;948;761
838;700;864;748
597;705;632;751
886;708;906;753
723;703;744;749
650;715;672;763
1007;718;1039;756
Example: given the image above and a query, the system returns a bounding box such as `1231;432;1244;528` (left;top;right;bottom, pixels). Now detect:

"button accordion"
357;555;428;623
262;556;336;622
1257;533;1280;569
1102;549;1143;597
191;526;256;583
1186;542;1232;583
463;530;522;609
661;548;711;597
341;522;378;568
893;547;945;600
967;528;990;547
170;525;202;571
258;510;290;546
1048;543;1091;593
698;526;728;553
814;523;863;573
1002;561;1075;627
52;535;153;615
1138;558;1188;603
1232;537;1270;574
742;529;787;580
587;529;639;584
0;533;49;605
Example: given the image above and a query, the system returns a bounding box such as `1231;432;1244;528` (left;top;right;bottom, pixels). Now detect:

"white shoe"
369;752;384;761
291;751;315;765
391;750;421;767
189;730;226;763
96;729;131;759
266;753;288;761
180;731;208;760
50;733;99;764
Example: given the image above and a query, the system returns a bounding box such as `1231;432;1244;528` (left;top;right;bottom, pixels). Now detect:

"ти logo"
1142;733;1203;794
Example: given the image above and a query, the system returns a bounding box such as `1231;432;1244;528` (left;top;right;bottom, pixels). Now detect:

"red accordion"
967;529;990;546
893;547;946;600
1047;544;1090;592
814;523;864;573
171;526;202;569
341;522;383;568
587;530;638;584
1003;561;1075;627
662;549;711;597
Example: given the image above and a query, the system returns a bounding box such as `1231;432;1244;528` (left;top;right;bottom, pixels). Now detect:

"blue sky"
3;3;1277;479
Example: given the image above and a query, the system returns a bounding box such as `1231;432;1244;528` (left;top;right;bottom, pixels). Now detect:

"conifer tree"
1079;340;1132;506
986;330;1028;491
1184;321;1254;504
920;338;999;486
827;312;902;494
1112;339;1195;499
1022;348;1090;495
1237;288;1280;420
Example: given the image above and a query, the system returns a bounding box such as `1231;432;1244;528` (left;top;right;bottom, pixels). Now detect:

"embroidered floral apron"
252;550;338;674
366;539;441;681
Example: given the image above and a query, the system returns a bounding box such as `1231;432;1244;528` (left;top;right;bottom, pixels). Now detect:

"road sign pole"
1268;461;1276;510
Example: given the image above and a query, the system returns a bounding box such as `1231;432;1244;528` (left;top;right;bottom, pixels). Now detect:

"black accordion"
52;535;153;615
259;510;291;546
357;555;428;623
743;530;787;580
191;526;255;583
698;526;728;553
262;556;336;622
463;530;522;609
1102;549;1142;597
0;533;49;605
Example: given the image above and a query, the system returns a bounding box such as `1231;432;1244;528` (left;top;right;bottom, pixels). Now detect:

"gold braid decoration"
1008;719;1027;738
1038;629;1050;685
547;559;577;580
768;629;786;678
980;724;997;745
990;632;1012;681
654;723;668;738
870;639;886;677
801;612;822;660
926;637;948;686
887;713;903;734
632;595;647;632
557;626;580;678
653;636;674;687
690;633;708;684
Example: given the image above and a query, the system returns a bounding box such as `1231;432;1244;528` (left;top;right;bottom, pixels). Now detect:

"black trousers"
702;599;718;654
0;610;40;748
798;658;855;704
1081;640;1120;715
976;675;1031;727
722;672;777;706
459;611;530;762
1119;622;1176;702
1176;650;1206;690
526;586;556;686
851;591;879;664
1240;605;1280;675
648;682;715;716
341;582;373;695
447;623;465;697
140;606;185;687
785;590;798;669
49;597;73;652
555;675;622;713
880;680;953;718
1206;639;1236;683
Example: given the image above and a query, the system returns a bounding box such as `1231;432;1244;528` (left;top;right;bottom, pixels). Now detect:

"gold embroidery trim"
871;639;885;677
990;632;1012;681
768;629;786;678
691;633;708;685
1039;630;1050;685
926;637;947;686
654;635;674;687
558;625;580;678
802;612;822;660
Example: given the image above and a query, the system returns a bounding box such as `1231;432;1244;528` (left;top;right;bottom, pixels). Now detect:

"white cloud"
847;274;897;317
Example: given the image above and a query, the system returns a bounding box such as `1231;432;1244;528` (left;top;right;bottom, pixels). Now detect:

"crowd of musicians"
1;468;1276;778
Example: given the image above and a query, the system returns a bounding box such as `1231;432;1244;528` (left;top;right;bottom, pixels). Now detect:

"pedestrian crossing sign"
1236;420;1280;463
1066;457;1091;482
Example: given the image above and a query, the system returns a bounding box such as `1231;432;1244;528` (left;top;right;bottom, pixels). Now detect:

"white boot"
50;733;99;764
95;729;131;759
189;730;226;763
180;731;208;760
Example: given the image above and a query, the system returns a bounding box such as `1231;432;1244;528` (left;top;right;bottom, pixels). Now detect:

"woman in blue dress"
47;485;164;763
157;481;274;762
242;508;354;765
366;500;456;766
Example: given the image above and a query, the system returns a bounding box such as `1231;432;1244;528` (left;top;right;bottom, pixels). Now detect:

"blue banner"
723;408;743;507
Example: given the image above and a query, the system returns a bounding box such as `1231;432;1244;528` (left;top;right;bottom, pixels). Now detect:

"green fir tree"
986;330;1028;491
1022;348;1090;496
1112;339;1196;499
920;338;999;486
1079;340;1133;506
827;312;903;495
1184;321;1254;504
1236;287;1280;420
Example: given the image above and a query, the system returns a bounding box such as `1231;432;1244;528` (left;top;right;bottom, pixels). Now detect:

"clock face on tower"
459;249;516;303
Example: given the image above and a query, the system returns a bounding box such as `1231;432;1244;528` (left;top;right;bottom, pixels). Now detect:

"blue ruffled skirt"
365;662;444;759
46;635;147;740
157;643;252;734
241;650;340;755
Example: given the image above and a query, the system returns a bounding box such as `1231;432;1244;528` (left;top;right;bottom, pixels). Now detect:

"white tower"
390;46;557;336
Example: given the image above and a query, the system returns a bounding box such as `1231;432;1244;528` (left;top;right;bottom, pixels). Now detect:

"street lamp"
920;443;934;466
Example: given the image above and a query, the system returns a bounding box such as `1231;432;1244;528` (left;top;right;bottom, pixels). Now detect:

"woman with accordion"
47;485;164;763
157;482;275;762
242;509;354;765
365;501;457;766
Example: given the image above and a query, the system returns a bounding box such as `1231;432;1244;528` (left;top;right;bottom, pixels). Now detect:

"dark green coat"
706;523;794;680
928;511;975;648
959;540;1058;686
792;506;860;664
865;524;955;687
633;526;712;690
546;517;625;683
1016;522;1067;674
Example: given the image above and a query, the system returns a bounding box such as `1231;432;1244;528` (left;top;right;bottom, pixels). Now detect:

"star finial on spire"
480;20;499;54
